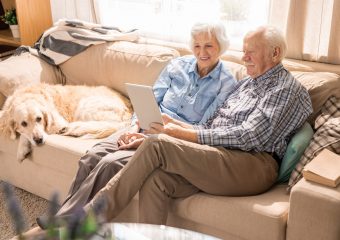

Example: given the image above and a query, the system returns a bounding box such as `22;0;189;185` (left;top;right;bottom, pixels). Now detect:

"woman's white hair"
262;26;287;61
190;22;230;56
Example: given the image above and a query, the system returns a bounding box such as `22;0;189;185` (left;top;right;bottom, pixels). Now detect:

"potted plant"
0;8;20;38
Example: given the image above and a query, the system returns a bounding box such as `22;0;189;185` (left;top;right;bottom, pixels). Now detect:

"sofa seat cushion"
0;134;101;200
60;41;180;97
168;184;289;240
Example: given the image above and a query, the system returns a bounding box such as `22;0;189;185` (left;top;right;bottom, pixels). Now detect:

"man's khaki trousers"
87;134;278;224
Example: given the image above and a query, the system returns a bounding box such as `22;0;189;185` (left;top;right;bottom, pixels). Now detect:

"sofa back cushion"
291;71;340;123
60;41;180;97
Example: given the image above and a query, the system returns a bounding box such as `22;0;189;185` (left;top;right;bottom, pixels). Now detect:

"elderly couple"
26;22;312;235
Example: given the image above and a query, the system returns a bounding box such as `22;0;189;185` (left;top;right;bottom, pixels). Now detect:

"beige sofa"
1;39;340;240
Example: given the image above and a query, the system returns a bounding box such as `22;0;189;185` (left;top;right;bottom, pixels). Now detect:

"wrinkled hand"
118;132;147;150
145;122;182;136
161;113;174;125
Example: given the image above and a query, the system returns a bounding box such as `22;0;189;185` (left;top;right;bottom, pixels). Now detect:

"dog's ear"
0;95;18;139
9;120;18;139
43;109;53;134
0;110;18;139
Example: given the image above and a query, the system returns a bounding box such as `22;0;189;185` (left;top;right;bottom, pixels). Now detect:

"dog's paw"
58;126;68;134
17;135;32;162
17;146;32;162
60;122;88;137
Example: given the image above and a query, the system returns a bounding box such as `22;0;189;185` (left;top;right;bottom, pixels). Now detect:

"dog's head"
0;96;51;146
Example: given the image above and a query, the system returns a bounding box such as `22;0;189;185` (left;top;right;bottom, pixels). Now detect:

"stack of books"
0;45;17;61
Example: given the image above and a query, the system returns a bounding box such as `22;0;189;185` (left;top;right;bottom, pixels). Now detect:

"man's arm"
147;121;198;143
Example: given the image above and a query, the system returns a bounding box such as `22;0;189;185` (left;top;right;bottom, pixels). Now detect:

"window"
95;0;270;50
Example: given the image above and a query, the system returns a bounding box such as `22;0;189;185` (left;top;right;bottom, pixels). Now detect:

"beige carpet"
0;181;50;240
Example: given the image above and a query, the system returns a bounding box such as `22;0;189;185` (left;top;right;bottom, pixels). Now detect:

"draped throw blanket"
15;19;139;65
288;96;340;191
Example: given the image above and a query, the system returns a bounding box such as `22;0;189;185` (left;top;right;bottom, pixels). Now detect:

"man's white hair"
190;21;230;56
262;26;287;61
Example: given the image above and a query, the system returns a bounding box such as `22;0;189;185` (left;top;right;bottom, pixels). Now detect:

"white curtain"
50;0;97;23
269;0;340;64
92;0;269;50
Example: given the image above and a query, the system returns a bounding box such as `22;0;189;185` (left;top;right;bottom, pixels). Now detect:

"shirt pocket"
193;93;216;115
162;75;186;109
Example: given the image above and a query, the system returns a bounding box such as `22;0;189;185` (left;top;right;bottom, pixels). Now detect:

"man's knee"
142;134;177;149
141;170;170;196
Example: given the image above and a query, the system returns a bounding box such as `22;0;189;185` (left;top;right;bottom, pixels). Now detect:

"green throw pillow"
277;122;314;183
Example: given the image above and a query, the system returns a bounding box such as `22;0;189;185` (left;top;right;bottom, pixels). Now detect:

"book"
302;149;340;187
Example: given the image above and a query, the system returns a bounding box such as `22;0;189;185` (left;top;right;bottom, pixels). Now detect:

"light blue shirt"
152;55;237;125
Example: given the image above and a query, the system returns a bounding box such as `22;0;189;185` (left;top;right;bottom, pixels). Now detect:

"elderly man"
80;25;313;224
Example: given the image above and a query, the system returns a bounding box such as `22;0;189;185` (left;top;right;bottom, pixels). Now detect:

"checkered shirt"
195;63;313;159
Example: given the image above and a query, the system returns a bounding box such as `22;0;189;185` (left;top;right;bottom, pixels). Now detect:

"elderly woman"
35;21;236;229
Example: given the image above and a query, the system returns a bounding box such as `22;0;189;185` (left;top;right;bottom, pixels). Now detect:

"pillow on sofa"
292;71;340;124
288;96;340;191
277;122;314;183
223;61;248;80
0;52;60;98
60;41;180;97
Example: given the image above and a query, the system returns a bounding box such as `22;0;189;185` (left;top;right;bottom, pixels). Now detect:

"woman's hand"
118;132;147;150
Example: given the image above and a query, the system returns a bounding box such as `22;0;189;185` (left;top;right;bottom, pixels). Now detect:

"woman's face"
192;32;221;76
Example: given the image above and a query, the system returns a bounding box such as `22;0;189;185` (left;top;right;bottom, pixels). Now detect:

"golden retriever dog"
0;83;133;162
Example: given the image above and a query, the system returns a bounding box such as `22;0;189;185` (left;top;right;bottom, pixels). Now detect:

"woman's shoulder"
172;55;196;64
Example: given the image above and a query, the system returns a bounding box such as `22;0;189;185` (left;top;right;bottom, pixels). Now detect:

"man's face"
242;33;276;79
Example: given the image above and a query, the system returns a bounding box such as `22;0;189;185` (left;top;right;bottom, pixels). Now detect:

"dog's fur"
0;83;133;162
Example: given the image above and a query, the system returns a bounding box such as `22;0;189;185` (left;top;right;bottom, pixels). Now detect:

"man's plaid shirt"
196;63;313;159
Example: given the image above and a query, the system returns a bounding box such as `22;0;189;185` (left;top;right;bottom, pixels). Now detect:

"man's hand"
145;122;182;135
118;132;147;150
145;122;198;143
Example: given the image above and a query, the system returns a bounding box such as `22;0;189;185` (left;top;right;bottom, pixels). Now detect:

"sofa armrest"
0;53;60;98
287;178;340;240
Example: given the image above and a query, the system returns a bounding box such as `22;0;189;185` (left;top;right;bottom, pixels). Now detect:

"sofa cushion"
277;122;314;183
168;184;289;240
223;60;248;80
0;53;59;98
0;134;101;200
60;41;180;97
292;71;340;123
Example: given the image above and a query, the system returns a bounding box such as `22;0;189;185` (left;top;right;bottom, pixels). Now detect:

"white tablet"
125;83;164;130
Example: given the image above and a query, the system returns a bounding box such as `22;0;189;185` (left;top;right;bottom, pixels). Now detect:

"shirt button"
196;84;198;87
188;93;192;97
181;105;183;108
